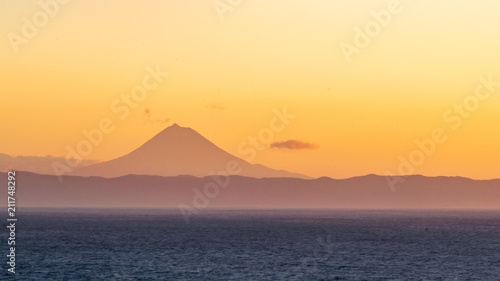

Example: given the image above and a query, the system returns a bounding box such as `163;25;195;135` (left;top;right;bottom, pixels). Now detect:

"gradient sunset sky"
1;0;499;179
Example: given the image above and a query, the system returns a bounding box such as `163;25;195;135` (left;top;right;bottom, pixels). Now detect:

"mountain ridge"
3;171;499;209
71;124;310;179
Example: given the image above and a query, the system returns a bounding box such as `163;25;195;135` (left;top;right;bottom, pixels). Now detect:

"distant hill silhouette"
72;123;308;179
5;172;499;209
0;153;98;175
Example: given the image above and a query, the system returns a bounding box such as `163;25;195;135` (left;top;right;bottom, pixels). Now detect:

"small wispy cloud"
144;108;170;124
207;104;225;110
270;140;319;150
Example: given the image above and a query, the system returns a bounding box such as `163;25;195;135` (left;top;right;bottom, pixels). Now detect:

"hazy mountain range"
1;124;307;179
3;172;499;209
2;124;498;209
0;153;98;175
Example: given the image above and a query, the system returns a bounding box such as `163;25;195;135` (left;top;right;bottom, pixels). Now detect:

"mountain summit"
72;124;309;179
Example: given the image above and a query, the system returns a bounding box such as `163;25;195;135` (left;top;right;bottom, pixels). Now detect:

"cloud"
270;140;319;150
144;108;170;124
207;104;225;110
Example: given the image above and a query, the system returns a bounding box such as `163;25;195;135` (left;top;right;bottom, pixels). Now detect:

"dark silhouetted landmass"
4;172;499;209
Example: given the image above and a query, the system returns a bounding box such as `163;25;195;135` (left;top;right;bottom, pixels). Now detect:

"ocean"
3;209;499;280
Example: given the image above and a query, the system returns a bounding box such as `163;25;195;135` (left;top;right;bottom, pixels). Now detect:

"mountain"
4;172;499;210
0;153;98;175
72;123;308;179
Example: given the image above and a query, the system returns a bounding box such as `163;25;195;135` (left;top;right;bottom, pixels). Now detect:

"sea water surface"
2;209;500;280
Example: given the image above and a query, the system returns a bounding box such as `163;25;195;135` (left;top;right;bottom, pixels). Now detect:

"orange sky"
1;0;499;179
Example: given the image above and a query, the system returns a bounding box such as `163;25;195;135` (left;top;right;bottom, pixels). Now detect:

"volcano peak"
72;125;309;179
